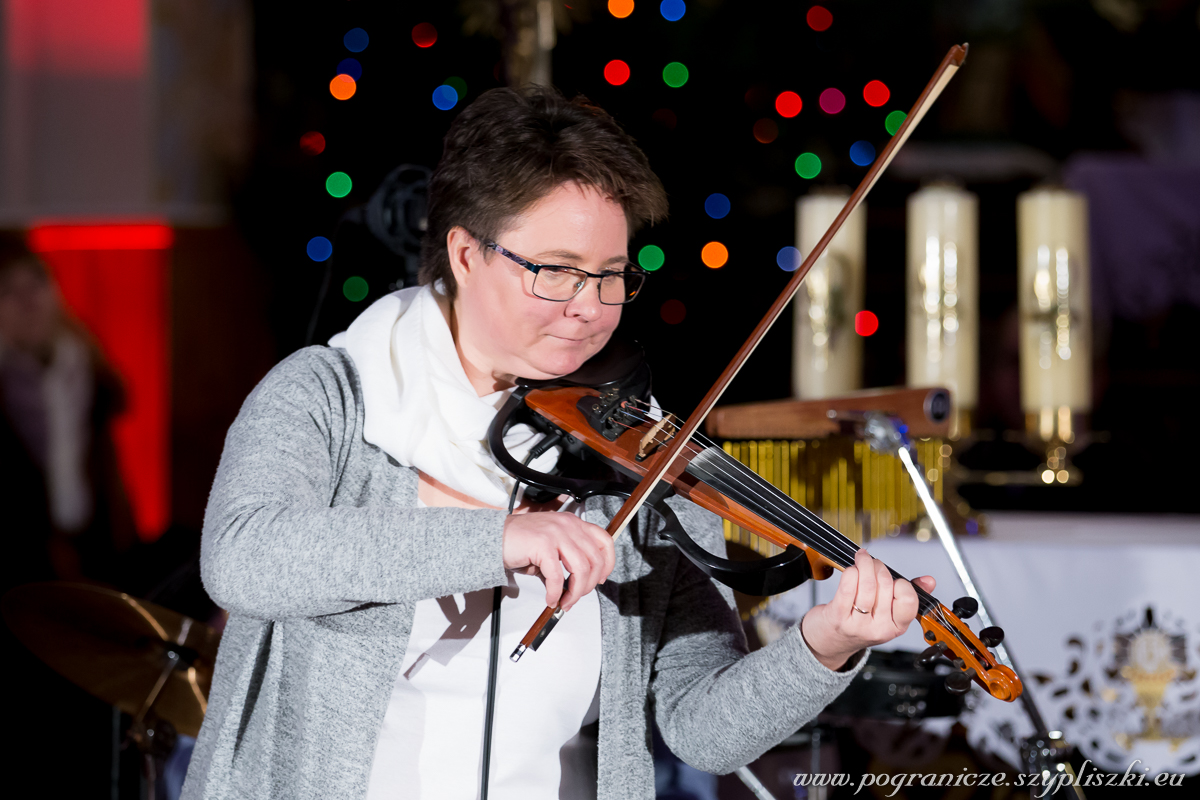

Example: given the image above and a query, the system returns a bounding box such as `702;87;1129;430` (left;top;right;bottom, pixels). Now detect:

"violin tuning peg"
945;667;976;695
952;597;978;619
915;641;948;669
979;626;1004;648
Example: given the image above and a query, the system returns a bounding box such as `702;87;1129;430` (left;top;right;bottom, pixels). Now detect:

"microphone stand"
859;412;1084;800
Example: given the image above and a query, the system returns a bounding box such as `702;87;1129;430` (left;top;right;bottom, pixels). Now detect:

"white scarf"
329;284;556;508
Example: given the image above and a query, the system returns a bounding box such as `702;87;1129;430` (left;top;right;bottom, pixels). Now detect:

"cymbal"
2;582;222;738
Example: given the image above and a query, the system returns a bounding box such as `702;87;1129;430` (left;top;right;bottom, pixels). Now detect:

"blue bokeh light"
307;236;333;262
336;58;362;80
704;193;731;219
776;246;802;272
432;85;459;110
660;0;686;21
344;28;369;52
849;140;876;166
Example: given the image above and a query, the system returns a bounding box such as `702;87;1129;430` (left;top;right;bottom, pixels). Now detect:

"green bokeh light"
638;245;665;271
326;171;353;198
343;276;369;302
885;110;907;136
444;76;467;98
794;152;822;179
662;62;689;88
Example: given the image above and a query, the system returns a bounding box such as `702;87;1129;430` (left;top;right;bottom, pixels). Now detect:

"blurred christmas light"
444;76;467;97
818;87;845;114
775;91;802;118
744;85;770;109
854;310;879;336
660;299;687;324
794;152;821;179
343;276;369;302
609;0;634;19
777;246;802;272
885;109;907;135
663;61;689;88
329;75;357;100
412;23;437;48
299;131;326;155
604;59;631;85
806;6;833;31
849;140;875;166
638;244;665;271
753;118;778;143
701;241;728;268
326;172;352;198
344;28;369;52
660;0;686;21
337;58;362;81
432;85;459;110
704;193;731;219
307;236;333;262
652;108;677;129
863;80;889;107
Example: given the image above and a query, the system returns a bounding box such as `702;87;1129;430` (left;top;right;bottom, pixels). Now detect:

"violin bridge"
637;413;681;461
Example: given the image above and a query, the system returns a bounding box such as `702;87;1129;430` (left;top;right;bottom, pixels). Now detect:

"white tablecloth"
760;513;1200;775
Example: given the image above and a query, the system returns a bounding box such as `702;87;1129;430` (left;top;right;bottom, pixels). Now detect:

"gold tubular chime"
720;437;947;555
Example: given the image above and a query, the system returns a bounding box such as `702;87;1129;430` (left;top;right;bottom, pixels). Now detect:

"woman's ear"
445;227;477;290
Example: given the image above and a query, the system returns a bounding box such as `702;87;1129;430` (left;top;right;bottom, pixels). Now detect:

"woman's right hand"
502;512;615;610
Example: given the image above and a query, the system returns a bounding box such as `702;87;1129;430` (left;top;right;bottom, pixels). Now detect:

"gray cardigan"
182;346;864;800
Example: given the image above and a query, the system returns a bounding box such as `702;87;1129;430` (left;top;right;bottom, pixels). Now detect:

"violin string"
612;407;974;633
606;408;986;666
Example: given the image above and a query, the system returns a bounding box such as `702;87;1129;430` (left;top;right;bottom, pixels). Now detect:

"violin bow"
512;43;970;661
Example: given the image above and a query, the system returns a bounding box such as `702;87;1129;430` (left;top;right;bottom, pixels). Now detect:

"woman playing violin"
183;86;935;800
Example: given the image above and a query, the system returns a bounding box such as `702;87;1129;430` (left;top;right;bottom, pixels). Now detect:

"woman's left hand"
800;549;936;671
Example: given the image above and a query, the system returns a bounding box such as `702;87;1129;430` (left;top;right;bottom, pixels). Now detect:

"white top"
366;500;602;800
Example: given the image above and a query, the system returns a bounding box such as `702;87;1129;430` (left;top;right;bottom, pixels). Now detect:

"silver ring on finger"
853;605;870;614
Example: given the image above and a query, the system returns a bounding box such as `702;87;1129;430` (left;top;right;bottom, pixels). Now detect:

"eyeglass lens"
533;267;644;304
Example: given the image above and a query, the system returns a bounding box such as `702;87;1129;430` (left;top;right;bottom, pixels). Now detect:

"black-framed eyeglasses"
480;239;646;305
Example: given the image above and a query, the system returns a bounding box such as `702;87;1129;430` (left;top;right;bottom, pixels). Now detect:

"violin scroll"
918;602;1022;702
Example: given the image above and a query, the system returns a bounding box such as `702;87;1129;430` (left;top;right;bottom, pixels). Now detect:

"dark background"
230;0;1200;514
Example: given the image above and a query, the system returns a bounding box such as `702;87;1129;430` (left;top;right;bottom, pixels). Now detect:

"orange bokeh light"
753;118;778;143
608;0;634;19
330;74;357;100
701;241;728;269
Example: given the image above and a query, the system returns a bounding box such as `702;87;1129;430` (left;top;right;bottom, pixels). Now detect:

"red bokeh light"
863;80;890;107
775;91;803;118
299;131;326;155
806;6;833;32
854;310;879;336
661;299;687;325
412;23;437;48
753;118;778;143
604;59;631;86
652;108;677;130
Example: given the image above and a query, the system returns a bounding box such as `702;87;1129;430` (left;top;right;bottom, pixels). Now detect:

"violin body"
488;338;1020;702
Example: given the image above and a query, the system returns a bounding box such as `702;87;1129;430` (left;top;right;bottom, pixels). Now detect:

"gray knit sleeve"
200;347;508;620
649;499;865;774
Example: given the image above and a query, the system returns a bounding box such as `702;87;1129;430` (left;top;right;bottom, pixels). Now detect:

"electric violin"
488;44;1022;703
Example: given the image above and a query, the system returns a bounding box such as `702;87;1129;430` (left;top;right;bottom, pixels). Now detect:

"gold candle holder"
793;190;866;400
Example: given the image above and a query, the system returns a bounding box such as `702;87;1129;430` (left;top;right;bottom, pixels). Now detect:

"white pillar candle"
906;184;979;417
792;191;866;399
1017;188;1092;438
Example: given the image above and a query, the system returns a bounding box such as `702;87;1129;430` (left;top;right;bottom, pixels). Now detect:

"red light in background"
604;59;631;86
660;299;687;325
652;108;677;130
863;80;890;107
775;91;803;118
855;310;879;336
29;221;173;541
412;23;437;48
753;118;778;143
299;131;326;155
806;6;833;32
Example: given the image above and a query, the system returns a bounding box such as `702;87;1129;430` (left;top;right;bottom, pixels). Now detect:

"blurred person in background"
0;234;135;593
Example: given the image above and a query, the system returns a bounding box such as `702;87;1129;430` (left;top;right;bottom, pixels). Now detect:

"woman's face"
448;182;628;390
0;260;60;355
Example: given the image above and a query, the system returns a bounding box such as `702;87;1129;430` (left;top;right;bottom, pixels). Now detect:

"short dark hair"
0;232;47;283
420;86;668;300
